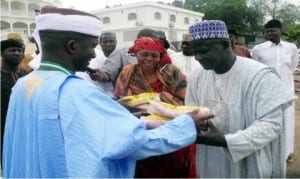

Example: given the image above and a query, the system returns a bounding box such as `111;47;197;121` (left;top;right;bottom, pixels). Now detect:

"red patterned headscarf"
128;37;172;65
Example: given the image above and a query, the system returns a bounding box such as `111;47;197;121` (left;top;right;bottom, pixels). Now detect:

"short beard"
182;50;194;56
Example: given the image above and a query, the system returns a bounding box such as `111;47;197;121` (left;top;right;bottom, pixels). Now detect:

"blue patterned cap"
189;20;229;41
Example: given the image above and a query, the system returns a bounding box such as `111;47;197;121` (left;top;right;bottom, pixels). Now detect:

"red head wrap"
128;37;171;65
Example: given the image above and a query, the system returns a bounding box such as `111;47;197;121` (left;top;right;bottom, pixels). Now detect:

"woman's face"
136;49;160;71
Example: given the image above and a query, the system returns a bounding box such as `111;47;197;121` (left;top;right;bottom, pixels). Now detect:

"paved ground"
287;93;300;177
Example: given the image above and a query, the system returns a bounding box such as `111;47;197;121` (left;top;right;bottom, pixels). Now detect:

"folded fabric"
147;100;210;118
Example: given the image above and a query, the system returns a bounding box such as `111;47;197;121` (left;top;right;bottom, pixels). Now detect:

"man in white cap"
2;6;213;178
170;33;201;79
186;20;295;177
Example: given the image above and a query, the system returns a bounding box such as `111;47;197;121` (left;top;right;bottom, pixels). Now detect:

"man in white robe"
171;33;201;80
186;20;296;177
252;19;299;162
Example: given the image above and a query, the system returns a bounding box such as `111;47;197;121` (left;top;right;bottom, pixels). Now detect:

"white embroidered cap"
29;6;102;70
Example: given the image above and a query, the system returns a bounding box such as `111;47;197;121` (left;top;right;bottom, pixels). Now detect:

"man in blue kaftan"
2;7;212;178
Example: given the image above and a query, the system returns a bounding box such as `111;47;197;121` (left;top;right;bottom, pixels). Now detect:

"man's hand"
196;120;227;147
88;68;110;82
187;109;214;132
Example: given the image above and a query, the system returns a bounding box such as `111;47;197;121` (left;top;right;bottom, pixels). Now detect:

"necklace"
39;61;72;75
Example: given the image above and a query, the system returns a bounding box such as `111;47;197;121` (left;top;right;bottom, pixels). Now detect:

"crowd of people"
1;6;298;178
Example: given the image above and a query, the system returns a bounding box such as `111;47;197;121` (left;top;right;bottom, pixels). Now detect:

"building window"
184;17;189;24
170;14;176;22
154;12;161;20
103;17;110;24
128;13;137;20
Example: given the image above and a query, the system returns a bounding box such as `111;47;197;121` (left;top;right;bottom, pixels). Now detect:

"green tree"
283;24;300;47
184;0;263;34
183;0;300;43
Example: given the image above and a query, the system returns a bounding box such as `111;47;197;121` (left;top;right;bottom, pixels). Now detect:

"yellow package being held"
147;100;210;118
117;92;158;107
142;114;172;121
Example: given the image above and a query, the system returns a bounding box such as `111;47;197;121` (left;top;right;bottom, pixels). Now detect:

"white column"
26;2;29;12
27;23;30;35
8;0;11;10
9;21;13;32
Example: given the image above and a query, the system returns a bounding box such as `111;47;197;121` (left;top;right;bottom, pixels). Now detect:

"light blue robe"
185;57;296;177
3;70;196;178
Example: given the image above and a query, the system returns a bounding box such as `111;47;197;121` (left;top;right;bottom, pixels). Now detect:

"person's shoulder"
106;48;127;58
234;57;278;83
281;40;298;49
60;76;112;104
237;56;269;70
170;51;183;58
119;63;136;72
236;45;250;51
253;41;269;50
62;75;98;93
108;48;136;61
114;48;129;55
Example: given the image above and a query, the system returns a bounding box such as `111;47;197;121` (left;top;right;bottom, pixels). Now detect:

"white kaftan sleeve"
291;45;299;72
225;106;283;163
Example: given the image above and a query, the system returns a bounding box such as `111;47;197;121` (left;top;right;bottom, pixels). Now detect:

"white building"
1;0;61;44
91;1;204;49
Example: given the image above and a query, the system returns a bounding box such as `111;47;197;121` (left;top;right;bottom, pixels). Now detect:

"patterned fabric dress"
114;63;197;178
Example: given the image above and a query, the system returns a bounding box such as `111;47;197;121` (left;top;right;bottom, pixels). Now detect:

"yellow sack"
142;114;171;121
117;92;157;107
147;100;210;118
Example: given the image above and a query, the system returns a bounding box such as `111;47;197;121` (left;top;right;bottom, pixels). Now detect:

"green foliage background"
184;0;300;46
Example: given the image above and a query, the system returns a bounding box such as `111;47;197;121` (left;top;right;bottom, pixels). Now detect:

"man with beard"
2;6;213;178
77;32;117;96
171;33;201;79
252;19;299;163
186;20;295;177
1;39;27;165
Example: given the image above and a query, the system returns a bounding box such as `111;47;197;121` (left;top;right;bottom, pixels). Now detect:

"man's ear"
66;40;80;54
